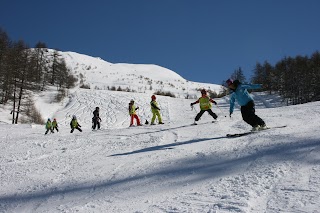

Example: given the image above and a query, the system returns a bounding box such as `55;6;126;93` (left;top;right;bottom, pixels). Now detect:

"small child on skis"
70;115;82;133
129;99;141;127
190;89;218;125
150;95;164;125
45;118;54;135
52;118;59;132
92;106;101;130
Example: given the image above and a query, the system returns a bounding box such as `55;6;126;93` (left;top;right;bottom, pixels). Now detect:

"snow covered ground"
1;89;320;213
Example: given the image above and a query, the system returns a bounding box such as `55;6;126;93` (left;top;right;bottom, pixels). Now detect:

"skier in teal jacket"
227;79;266;131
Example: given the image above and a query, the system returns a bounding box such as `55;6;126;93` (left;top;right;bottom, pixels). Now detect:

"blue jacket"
229;83;262;114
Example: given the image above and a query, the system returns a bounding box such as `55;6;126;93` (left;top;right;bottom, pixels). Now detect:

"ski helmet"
48;118;51;121
151;95;156;100
130;99;134;103
226;79;233;86
72;115;77;119
201;89;206;94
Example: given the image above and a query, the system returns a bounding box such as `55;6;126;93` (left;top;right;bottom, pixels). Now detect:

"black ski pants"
70;127;82;133
241;101;265;127
92;118;100;130
45;128;53;134
195;109;218;121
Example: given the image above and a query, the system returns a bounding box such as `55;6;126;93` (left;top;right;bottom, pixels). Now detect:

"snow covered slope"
1;89;319;213
59;50;223;98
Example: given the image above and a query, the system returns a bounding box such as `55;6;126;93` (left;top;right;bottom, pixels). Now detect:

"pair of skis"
226;125;287;138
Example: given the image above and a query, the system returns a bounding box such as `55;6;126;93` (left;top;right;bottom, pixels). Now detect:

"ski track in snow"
1;90;320;212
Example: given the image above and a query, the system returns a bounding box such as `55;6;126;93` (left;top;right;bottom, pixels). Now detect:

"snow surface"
1;89;320;212
1;50;319;212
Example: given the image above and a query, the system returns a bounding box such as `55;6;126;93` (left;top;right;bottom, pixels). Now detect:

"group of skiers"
128;95;164;127
45;115;83;134
45;79;267;134
44;118;59;134
190;79;266;131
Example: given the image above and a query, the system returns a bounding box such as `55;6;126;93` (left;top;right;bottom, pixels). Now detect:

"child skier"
150;95;164;125
45;118;54;135
70;115;82;133
226;79;266;131
190;89;218;125
52;118;59;132
92;106;101;130
129;99;141;127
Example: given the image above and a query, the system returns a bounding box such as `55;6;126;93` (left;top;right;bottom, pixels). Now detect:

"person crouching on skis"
129;99;141;127
226;79;266;131
150;95;164;125
70;115;82;133
190;89;218;125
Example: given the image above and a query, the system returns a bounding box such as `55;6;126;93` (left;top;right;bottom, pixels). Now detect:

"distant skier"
52;118;59;132
129;99;141;127
226;79;266;131
92;107;101;130
190;89;218;125
150;95;164;125
70;115;82;133
45;118;54;135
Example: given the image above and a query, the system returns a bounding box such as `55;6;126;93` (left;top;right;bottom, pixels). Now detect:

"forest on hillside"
227;51;320;105
0;28;77;124
251;52;320;105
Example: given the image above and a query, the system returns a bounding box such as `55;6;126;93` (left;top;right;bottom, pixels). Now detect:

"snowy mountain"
60;50;223;99
0;50;319;212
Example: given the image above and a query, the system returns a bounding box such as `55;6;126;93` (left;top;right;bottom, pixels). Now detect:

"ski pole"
216;105;227;117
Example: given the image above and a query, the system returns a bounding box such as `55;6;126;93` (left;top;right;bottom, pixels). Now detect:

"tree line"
225;51;320;105
0;28;77;124
251;51;320;105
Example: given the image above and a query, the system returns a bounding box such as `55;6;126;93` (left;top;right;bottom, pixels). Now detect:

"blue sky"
1;0;320;84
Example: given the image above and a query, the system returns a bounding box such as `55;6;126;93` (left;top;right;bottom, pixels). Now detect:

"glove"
190;103;194;106
213;101;217;105
136;107;139;110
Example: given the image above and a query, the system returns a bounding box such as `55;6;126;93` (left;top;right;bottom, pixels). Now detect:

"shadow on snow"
0;136;319;208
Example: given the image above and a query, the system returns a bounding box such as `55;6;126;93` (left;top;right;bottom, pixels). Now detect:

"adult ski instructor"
227;79;267;131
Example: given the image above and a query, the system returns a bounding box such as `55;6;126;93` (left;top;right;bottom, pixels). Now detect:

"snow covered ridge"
0;90;320;212
50;49;223;98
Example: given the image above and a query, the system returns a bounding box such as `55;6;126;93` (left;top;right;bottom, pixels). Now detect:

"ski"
191;121;216;126
226;131;253;138
226;125;287;138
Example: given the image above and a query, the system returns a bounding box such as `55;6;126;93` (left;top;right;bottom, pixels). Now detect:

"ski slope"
0;89;320;212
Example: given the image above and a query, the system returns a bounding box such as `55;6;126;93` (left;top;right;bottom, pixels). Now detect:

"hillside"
0;87;319;212
59;50;223;98
1;50;319;212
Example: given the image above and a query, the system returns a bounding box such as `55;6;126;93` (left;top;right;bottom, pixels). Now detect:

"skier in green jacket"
129;99;141;127
45;118;54;135
190;89;218;125
150;95;164;125
70;115;82;133
52;118;59;132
